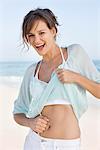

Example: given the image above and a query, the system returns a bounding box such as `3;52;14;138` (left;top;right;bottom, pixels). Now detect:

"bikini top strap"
35;61;42;78
59;47;66;64
35;47;65;78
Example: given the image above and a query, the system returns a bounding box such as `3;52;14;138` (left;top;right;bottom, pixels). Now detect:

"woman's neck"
43;45;60;63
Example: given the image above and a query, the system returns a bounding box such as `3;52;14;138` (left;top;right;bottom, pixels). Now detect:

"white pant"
24;130;80;150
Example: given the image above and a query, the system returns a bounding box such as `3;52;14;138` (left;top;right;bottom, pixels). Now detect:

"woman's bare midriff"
40;104;80;139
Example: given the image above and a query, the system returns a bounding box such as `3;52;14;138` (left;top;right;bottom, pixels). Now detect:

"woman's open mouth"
35;44;45;51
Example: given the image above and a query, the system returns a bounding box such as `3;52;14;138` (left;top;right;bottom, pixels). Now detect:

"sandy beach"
0;77;100;150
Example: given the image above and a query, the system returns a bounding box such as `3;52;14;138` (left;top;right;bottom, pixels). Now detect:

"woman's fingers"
55;68;78;83
35;115;50;133
55;68;63;74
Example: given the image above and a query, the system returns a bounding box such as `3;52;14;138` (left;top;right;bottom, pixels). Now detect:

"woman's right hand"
28;115;50;134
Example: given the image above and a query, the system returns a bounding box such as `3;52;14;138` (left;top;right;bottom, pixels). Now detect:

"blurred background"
0;0;100;150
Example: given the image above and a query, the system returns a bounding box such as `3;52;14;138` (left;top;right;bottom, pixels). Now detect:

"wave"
0;76;23;86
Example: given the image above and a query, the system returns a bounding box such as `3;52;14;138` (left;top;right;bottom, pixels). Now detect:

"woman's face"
27;20;56;56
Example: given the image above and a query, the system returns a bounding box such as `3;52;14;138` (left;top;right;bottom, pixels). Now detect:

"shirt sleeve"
13;66;33;115
72;44;100;83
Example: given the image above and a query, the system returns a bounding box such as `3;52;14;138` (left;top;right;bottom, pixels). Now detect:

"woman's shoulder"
67;44;86;57
67;44;83;52
26;62;37;72
23;62;38;79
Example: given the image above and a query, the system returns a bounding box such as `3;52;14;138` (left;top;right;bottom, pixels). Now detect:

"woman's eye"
27;34;35;42
28;34;35;38
39;32;45;35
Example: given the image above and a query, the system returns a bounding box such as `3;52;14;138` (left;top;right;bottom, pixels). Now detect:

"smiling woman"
27;20;56;55
22;9;59;51
13;8;100;150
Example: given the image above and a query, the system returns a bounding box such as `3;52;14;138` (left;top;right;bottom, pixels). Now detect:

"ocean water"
0;61;33;77
0;60;100;77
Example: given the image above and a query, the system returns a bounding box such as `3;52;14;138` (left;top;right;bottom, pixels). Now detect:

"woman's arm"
75;72;100;99
56;69;100;99
14;113;50;134
14;113;30;127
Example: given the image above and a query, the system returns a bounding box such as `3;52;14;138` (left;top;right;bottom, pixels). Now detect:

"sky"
0;0;100;61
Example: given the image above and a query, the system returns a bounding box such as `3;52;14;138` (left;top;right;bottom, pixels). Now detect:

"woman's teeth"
36;44;45;50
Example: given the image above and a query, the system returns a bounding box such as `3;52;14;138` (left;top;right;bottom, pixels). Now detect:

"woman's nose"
34;35;41;44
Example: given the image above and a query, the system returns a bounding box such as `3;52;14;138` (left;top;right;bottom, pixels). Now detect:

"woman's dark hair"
22;8;59;48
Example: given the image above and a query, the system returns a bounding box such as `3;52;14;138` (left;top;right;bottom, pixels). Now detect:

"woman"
13;8;100;150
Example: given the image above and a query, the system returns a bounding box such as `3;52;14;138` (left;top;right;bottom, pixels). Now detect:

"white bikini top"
30;47;71;106
35;47;66;78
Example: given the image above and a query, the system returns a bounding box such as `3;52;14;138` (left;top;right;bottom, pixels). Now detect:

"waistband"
29;130;80;146
40;136;80;146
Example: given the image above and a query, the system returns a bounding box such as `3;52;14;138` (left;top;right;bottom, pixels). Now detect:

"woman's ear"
24;36;31;47
25;35;31;46
26;35;29;43
51;27;57;38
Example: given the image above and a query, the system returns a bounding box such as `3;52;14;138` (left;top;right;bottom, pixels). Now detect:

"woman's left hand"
55;68;79;84
56;68;100;99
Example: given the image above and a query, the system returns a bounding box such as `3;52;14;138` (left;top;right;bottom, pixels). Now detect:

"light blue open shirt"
13;44;100;120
